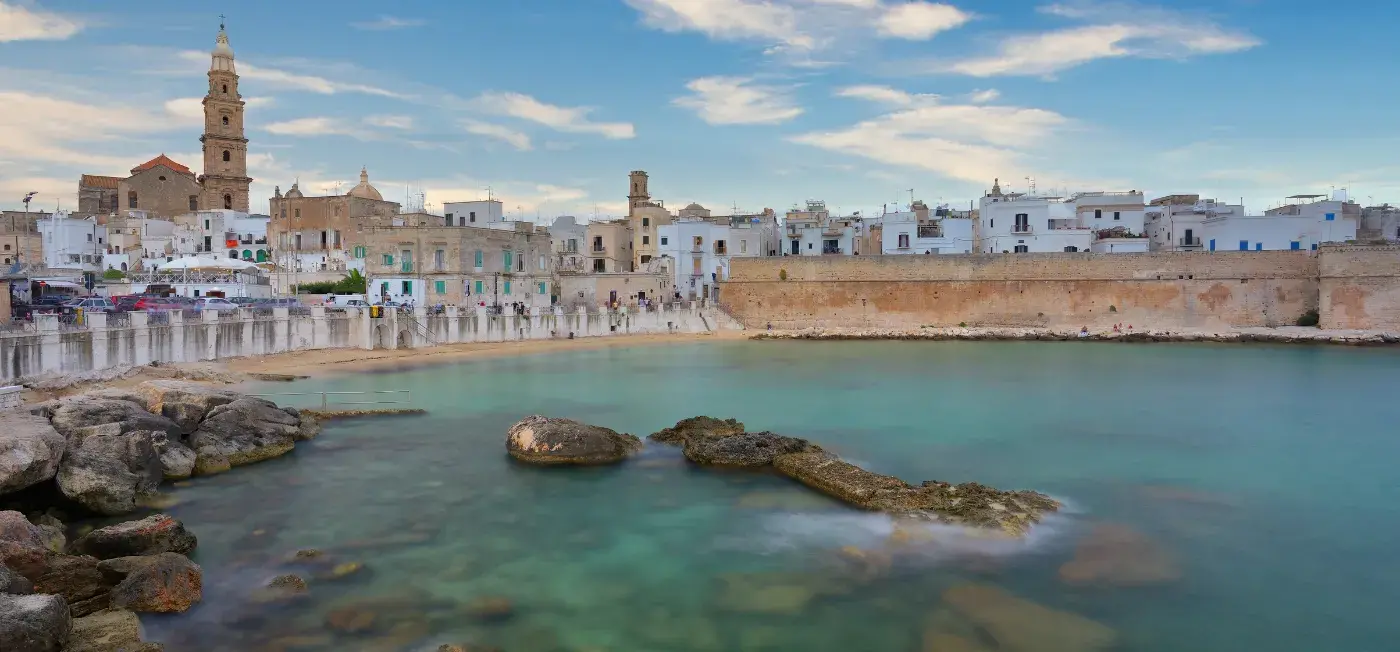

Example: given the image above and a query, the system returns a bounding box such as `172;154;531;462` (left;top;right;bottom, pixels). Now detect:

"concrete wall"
721;251;1322;330
1319;246;1400;329
0;303;724;382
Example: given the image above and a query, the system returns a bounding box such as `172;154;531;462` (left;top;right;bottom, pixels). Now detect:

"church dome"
284;182;304;199
684;203;705;211
347;167;383;201
211;26;236;73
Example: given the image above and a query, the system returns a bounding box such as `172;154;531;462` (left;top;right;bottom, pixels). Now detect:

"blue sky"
2;0;1398;219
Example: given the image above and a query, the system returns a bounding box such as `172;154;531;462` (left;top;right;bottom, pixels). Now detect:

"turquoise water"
144;341;1400;651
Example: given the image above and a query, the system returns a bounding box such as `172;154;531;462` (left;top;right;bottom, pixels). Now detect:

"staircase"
398;310;438;346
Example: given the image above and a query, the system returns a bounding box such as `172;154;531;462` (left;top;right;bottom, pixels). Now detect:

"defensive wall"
0;303;724;382
720;247;1400;331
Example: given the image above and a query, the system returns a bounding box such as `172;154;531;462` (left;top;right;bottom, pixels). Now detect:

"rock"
268;574;307;592
55;423;163;516
72;514;197;560
505;415;642;465
67;608;157;652
325;606;377;633
292;411;321;442
771;452;1059;535
292;548;323;559
940;584;1117;652
102;553;202;613
46;397;178;442
0;512;51;580
149;433;195;481
714;572;846;615
316;561;364;580
188;398;300;473
463;596;514;622
0;593;71;652
251;574;308;604
1;562;33;594
648;416;745;445
1058;524;1179;586
135;381;239;435
683;431;819;467
0;412;66;494
32;517;64;555
33;555;115;617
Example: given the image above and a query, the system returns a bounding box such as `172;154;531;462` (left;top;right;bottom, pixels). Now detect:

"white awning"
36;280;80;288
157;257;259;271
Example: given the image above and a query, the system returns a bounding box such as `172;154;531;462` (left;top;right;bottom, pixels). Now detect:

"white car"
340;299;371;308
193;297;240;312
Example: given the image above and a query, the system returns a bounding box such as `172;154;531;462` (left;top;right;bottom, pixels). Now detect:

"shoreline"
751;325;1400;345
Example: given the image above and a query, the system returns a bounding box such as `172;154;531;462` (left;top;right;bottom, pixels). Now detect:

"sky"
2;0;1398;221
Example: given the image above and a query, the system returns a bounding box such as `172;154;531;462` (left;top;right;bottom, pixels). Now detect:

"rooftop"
80;175;121;189
132;154;193;176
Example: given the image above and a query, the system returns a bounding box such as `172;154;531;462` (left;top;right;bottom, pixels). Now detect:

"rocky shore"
507;415;1060;536
752;325;1400;345
0;381;320;651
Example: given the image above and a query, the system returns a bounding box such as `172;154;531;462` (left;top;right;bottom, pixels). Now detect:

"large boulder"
937;584;1117;652
683;431;820;467
72;514;197;560
0;593;71;652
100;553;202;613
1;562;33;594
32;554;115;617
67;608;159;652
772;452;1059;535
135;381;239;435
0;412;66;495
0;512;50;579
149;433;195;481
55;424;162;516
187;398;301;474
505;416;643;465
46;397;179;442
648;416;745;445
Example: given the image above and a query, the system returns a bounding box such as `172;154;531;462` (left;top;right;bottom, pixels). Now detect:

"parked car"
61;297;116;315
340;299;370;308
193;297;239;312
113;295;142;312
263;297;302;308
229;297;259;306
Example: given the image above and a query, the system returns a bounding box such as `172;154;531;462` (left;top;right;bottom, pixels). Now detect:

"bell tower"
628;170;650;212
199;18;252;212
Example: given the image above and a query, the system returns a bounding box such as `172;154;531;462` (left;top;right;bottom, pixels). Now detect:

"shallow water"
145;341;1400;651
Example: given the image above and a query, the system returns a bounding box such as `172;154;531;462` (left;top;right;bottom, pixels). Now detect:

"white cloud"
162;96;274;125
0;91;184;170
836;84;938;106
793;88;1069;183
364;114;414;129
673;76;804;125
350;16;426;31
264;117;353;137
875;2;970;40
624;0;804;47
934;2;1260;77
462;119;532;151
175;51;406;98
474;91;634;139
0;1;82;42
966;89;1000;103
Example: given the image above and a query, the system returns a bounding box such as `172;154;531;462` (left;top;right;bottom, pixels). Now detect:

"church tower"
199;20;252;212
627;170;650;212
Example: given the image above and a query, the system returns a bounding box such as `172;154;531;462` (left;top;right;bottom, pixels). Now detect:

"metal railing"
148;311;171;326
107;312;132;328
1179;237;1202;247
248;390;412;411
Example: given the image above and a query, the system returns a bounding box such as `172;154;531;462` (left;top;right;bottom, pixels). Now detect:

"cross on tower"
219;14;225;30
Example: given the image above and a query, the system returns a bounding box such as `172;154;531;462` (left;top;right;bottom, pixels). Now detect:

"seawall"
721;246;1400;331
0;303;722;382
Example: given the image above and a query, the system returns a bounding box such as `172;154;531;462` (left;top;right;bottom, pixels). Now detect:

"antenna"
1026;177;1036;194
908;188;915;207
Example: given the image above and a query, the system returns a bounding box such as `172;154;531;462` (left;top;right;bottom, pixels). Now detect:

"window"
1239;240;1249;251
516;252;524;272
740;240;747;253
86;233;93;242
1014;245;1029;253
1113;211;1121;221
1013;213;1029;233
434;249;445;270
158;175;167;181
641;255;651;264
189;195;198;210
383;253;394;265
715;240;727;254
1325;213;1336;221
221;84;228;94
660;237;668;246
503;281;512;295
593;259;606;272
475;280;484;294
693;236;703;250
1290;241;1300;250
989;219;994;228
229;250;237;258
642;235;650;245
538;282;547;295
205;220;211;230
1063;246;1079;252
503;250;513;271
128;192;138;209
897;233;910;249
1311;243;1318;251
294;209;300;218
593;236;604;252
473;250;483;268
353;246;365;258
402;281;412;294
1094;209;1102;219
469;211;476;222
435;280;446;294
222;116;229;126
222;150;230;162
566;239;578;252
223;194;232;209
643;217;650;227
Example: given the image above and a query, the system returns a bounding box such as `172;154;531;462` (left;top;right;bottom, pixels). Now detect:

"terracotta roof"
132;154;193;176
79;175;121;189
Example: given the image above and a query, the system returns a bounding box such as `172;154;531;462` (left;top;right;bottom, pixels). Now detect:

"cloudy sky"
2;0;1397;220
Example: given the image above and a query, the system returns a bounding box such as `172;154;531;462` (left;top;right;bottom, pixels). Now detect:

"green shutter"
404;281;412;294
474;280;484;294
383;254;393;265
434;280;445;294
474;250;482;267
538;282;546;295
504;281;511;295
503;250;512;271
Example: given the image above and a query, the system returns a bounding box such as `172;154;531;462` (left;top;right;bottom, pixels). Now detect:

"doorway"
790;240;799;255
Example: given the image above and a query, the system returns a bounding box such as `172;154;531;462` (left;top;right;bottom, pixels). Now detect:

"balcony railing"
1011;224;1033;234
822;248;843;255
1178;237;1203;248
592;245;606;253
401;262;414;273
917;226;943;238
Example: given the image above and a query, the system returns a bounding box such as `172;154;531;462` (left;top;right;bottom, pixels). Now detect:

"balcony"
1178;237;1203;248
821;247;843;255
400;262;414;273
592;245;606;253
917;225;943;238
1011;224;1033;234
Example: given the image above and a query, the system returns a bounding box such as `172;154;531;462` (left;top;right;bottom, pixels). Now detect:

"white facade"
1202;196;1359;251
444;200;504;226
978;185;1147;254
658;220;730;300
38;212;107;273
195;210;270;263
782;202;863;256
879;209;975;255
1145;197;1240;251
551;215;588;274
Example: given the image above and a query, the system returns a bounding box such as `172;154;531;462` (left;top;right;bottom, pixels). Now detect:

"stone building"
585;220;633;273
627;170;674;268
1;211;45;267
78;175;120;214
359;222;553;308
117;155;203;220
267;169;402;273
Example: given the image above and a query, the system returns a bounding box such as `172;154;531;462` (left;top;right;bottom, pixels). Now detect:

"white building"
878;203;975;255
1145;195;1241;252
977;180;1148;253
550;215;588;273
37;212;107;273
196;210;270;263
444;200;504;227
783;201;862;256
657;219;731;301
1201;192;1359;251
720;211;782;259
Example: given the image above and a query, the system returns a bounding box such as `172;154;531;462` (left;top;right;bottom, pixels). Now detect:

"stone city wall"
721;251;1325;330
0;303;725;382
1318;245;1400;330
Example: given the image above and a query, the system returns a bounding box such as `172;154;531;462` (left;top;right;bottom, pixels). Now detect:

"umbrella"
157;257;259;271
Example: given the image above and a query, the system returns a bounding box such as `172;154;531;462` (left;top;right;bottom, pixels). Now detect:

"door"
790;239;799;255
1183;228;1193;246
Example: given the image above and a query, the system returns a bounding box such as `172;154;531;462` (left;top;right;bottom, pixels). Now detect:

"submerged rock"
714;571;847;615
772;452;1058;535
463;596;515;622
101;553;202;613
505;415;642;465
0;593;71;652
683;431;820;467
938;583;1117;652
647;416;745;445
66;608;159;652
72;514;197;560
1058;524;1179;586
0;412;66;495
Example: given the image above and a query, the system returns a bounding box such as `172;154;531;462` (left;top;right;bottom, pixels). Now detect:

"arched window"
222;116;229;126
222;150;230;162
229;250;237;259
120;262;128;272
223;194;232;209
256;250;268;262
128;191;138;208
243;249;253;260
222;84;228;94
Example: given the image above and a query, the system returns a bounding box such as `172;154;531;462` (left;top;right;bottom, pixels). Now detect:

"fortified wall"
721;251;1335;330
1319;246;1400;329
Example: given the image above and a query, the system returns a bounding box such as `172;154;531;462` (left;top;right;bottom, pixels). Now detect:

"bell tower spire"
199;18;252;212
